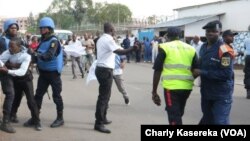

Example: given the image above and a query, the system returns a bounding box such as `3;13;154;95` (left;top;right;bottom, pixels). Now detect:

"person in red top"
29;36;39;51
29;36;39;72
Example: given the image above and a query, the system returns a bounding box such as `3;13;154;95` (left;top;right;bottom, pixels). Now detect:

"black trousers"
11;72;40;123
95;66;113;125
35;70;63;112
244;55;250;89
163;89;191;125
1;75;15;117
126;54;130;63
135;50;141;62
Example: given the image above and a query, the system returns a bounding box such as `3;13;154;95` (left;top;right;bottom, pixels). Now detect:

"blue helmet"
4;19;19;32
39;17;55;29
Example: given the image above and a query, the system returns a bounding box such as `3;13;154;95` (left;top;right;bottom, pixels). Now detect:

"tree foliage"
26;12;37;33
37;0;132;30
87;3;132;24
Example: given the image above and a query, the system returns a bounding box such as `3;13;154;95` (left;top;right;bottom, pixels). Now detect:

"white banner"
64;45;86;57
86;60;97;85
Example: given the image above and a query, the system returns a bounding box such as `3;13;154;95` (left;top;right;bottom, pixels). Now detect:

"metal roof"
149;13;225;28
174;0;235;11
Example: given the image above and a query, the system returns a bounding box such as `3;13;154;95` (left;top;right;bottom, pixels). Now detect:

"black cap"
202;20;222;30
167;27;181;38
222;30;238;37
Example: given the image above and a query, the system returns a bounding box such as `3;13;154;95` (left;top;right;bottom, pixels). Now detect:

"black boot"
10;113;19;123
94;121;111;134
23;118;42;131
247;89;250;99
23;118;35;127
50;111;64;128
0;115;16;133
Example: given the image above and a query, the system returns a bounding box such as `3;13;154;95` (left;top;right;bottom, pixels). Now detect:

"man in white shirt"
68;34;84;79
0;38;41;133
191;36;203;58
94;23;136;134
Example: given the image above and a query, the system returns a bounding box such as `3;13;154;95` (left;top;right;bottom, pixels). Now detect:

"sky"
0;0;219;18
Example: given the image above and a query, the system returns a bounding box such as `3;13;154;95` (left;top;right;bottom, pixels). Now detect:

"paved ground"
0;62;249;141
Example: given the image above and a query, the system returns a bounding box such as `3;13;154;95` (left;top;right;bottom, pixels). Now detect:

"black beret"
202;20;222;30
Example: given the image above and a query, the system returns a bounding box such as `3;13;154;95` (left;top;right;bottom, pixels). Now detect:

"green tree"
46;0;93;29
88;3;132;25
27;12;37;33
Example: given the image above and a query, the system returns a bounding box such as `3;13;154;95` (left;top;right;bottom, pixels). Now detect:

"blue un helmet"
39;17;55;29
4;19;19;32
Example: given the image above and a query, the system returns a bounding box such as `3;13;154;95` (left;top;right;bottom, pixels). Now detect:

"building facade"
148;0;250;65
175;0;250;36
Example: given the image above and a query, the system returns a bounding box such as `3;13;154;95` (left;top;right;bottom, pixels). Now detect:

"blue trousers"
199;98;232;125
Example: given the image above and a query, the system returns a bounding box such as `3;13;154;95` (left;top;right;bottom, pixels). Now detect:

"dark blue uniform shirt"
199;40;234;100
122;38;130;49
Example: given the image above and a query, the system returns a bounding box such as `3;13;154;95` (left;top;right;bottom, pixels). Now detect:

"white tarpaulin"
86;60;97;85
64;45;86;57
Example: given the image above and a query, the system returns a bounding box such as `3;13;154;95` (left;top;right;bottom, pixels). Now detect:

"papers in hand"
64;45;86;57
86;60;97;85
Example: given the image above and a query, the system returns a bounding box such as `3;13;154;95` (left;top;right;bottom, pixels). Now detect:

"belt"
96;66;113;71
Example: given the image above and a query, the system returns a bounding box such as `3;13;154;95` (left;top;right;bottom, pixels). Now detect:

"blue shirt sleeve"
201;52;233;81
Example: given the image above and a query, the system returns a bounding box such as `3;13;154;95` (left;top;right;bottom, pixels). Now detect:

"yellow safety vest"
160;40;196;90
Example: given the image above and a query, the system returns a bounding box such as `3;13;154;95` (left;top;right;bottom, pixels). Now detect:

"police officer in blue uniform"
0;19;21;133
0;19;31;124
24;17;64;128
193;20;234;124
0;19;20;54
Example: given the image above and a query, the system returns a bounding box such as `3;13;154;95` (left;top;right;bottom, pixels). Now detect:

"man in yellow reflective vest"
151;27;199;125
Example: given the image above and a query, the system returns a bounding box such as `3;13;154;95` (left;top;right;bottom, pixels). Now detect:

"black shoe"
50;119;64;128
10;115;19;123
124;97;130;105
0;121;16;133
73;76;77;79
94;125;111;134
35;122;42;131
103;120;112;125
23;118;35;127
81;73;84;78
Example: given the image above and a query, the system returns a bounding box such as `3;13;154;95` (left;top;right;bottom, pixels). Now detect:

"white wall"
184;16;219;37
177;0;250;31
